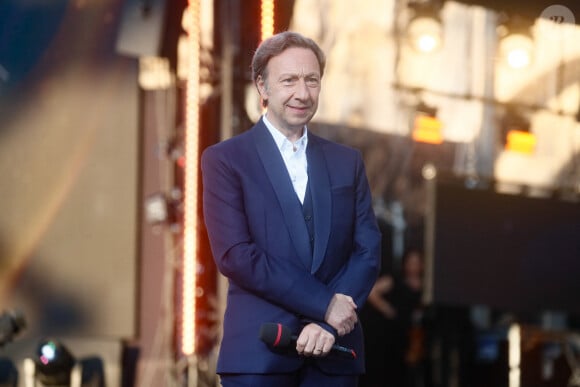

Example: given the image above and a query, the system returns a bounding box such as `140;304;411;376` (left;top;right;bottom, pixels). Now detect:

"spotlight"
144;192;170;224
500;109;536;154
499;33;533;69
412;102;443;144
498;14;534;69
34;339;76;386
144;189;183;228
406;0;443;53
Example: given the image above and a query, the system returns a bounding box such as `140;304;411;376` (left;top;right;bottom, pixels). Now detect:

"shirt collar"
263;115;308;152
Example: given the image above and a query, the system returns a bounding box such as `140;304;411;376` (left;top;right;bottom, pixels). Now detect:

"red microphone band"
273;323;283;347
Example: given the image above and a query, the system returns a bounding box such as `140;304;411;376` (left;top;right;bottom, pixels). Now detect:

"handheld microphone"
259;322;357;359
0;309;26;347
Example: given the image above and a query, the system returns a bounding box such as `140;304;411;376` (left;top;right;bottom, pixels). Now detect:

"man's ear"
256;75;268;101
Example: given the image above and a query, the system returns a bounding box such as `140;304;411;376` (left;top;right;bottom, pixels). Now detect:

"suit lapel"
307;135;331;273
252;122;313;270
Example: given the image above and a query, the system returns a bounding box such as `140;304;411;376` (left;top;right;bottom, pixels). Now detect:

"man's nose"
294;78;309;99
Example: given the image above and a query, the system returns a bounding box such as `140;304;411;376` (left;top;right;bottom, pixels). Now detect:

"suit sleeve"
327;152;382;309
201;146;335;322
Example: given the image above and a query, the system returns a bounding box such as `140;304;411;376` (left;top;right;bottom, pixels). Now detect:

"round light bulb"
499;33;534;69
408;16;443;53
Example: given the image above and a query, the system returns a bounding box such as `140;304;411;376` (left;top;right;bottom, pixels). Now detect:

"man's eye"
306;78;320;86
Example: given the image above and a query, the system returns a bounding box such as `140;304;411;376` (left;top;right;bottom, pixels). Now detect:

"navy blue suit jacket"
201;118;381;375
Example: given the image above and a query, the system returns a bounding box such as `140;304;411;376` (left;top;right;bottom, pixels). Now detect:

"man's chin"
288;114;314;127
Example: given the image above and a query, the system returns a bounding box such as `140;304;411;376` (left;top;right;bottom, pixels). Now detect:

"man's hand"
295;323;335;357
324;293;358;336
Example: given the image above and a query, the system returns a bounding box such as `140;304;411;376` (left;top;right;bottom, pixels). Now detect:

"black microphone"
0;309;26;347
259;322;357;359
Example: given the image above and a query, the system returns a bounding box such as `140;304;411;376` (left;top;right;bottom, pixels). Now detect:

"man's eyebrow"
278;72;320;78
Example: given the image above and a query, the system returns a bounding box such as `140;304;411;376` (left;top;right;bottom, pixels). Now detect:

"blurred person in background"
360;248;425;387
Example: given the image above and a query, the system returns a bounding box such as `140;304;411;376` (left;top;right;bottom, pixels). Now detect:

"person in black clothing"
360;248;425;387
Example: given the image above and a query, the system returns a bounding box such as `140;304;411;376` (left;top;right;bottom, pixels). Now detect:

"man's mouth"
288;105;309;112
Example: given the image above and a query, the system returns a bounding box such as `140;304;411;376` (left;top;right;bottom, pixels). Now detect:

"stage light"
500;109;535;154
508;324;521;387
34;339;76;386
182;0;202;356
408;16;443;53
499;33;533;69
505;130;536;154
260;0;275;42
498;15;534;69
144;193;169;224
412;102;443;144
406;1;443;53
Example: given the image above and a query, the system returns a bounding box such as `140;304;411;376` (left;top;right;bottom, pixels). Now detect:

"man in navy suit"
202;31;381;387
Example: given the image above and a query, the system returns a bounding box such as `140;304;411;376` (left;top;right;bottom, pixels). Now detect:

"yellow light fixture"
261;0;275;42
501;109;535;154
413;114;444;144
412;102;443;144
505;130;536;154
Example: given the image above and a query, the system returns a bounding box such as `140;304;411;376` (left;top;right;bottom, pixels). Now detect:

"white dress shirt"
263;115;309;204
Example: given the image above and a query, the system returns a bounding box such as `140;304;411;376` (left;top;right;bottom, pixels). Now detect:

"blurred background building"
0;0;578;386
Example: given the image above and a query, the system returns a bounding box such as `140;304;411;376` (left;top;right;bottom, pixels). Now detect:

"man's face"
257;47;321;134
